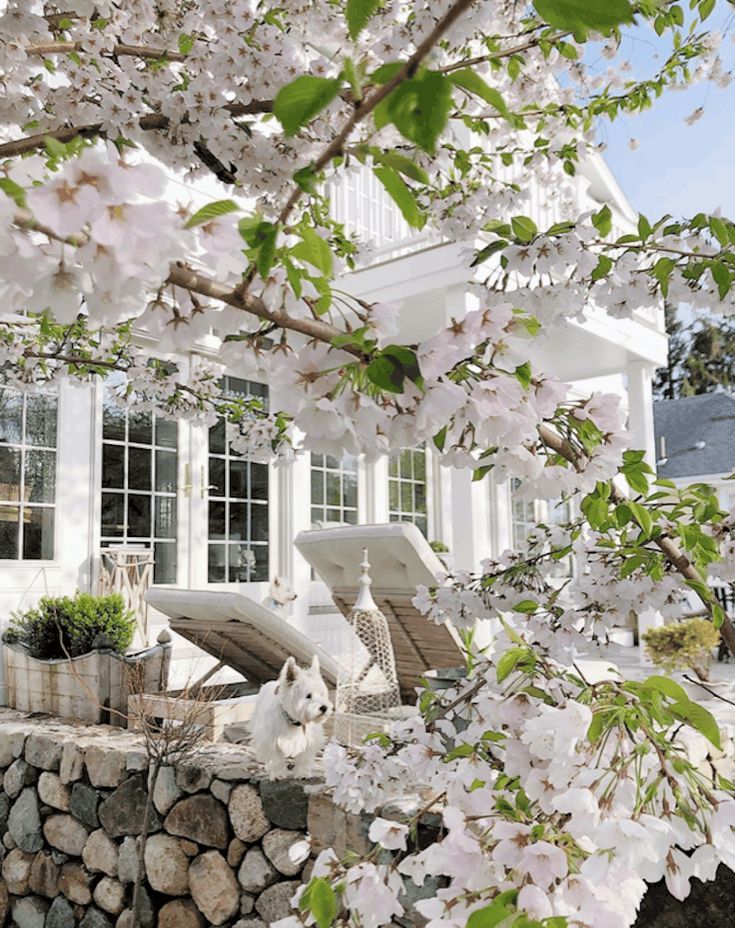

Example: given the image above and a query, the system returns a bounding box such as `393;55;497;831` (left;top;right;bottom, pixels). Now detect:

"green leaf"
372;150;428;184
293;165;319;194
587;713;605;744
255;223;278;279
624;469;649;496
185;199;239;228
642;675;688;704
628;500;653;537
496;647;527;683
373;166;426;229
712;261;732;300
343;56;363;101
346;0;381;39
534;0;634;39
511;215;537;243
274;76;342;136
670;699;721;750
514;361;532;390
466;901;513;928
513;599;539;614
382;344;423;386
448;69;510;118
366;355;405;393
374;70;452;153
0;177;26;207
592;204;612;238
178;33;194;54
305;878;338;928
291;226;333;276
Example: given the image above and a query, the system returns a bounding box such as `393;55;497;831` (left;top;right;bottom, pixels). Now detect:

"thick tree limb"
24;40;186;62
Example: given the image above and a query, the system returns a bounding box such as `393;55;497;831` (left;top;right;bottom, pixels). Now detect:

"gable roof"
653;393;735;479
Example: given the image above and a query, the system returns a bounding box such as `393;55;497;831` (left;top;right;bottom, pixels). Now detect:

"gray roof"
653;393;735;479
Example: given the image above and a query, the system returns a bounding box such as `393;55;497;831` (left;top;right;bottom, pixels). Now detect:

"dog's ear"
282;657;299;685
310;654;320;675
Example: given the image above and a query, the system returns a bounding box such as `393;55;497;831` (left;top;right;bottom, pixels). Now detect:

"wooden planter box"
4;631;171;726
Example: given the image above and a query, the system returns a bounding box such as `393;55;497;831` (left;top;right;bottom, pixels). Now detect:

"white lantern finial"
353;547;378;612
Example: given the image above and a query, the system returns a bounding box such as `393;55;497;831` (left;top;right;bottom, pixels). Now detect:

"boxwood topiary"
3;591;136;660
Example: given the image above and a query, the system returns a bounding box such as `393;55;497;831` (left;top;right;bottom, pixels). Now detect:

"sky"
594;9;735;221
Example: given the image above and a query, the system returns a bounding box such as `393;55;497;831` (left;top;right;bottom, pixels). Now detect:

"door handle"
179;463;192;497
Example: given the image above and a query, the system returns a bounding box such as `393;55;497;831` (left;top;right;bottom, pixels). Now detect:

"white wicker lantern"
333;548;401;746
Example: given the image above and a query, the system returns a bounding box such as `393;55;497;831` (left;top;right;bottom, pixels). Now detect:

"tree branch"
24;40;187;62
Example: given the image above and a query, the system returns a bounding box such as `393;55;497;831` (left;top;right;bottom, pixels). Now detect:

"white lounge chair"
145;588;341;688
295;522;466;696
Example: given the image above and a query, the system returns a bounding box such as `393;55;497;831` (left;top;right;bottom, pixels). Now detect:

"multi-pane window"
207;378;269;583
100;391;178;584
388;448;428;536
310;454;359;525
0;387;57;560
510;478;573;576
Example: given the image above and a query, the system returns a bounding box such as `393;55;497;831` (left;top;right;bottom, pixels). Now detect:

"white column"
626;360;657;466
449;468;492;572
288;451;313;626
367;456;390;523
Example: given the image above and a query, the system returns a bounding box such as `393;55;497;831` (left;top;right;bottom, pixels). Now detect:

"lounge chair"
295;522;466;696
145;588;341;688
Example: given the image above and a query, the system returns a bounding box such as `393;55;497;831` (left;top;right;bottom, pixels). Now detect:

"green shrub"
3;592;136;660
429;540;449;553
642;618;720;681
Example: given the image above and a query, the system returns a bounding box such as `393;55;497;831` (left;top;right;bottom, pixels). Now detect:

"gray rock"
0;792;11;833
176;764;213;793
228;784;269;842
51;850;69;866
2;831;15;850
133;884;155;928
43;814;89;856
0;726;26;766
151;765;182;815
263;828;306;876
237;847;278;894
59;742;85;784
79;907;113;928
25;732;62;770
117;836;141;883
164;794;229;849
59;862;93;905
255;881;301;924
98;775;160;837
188;850;240;926
71;781;101;828
28;849;60;897
82;829;119;877
210;779;233;804
11;896;49;928
144;834;189;895
46;896;76;928
179;839;199;857
233;920;266;928
240;893;255;915
259;779;309;830
38;771;71;811
85;745;127;789
4;758;36;799
94;876;127;915
125;749;148;772
2;847;34;894
158;899;205;928
0;879;8;927
8;787;42;852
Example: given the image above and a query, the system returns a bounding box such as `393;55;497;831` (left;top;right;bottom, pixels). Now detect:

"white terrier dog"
250;655;332;779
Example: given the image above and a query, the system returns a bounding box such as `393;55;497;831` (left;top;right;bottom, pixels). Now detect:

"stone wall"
0;710;339;928
0;710;732;928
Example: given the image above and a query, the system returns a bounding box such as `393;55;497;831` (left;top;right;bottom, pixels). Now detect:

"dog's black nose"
320;705;328;714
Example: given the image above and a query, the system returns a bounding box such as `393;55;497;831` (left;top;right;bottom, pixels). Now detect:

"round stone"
188;850;240;926
164;794;229;849
255;882;301;924
143;834;189;895
11;896;49;928
38;772;71;812
29;850;61;897
262;829;306;876
2;848;34;894
59;862;93;905
43;814;89;856
82;829;119;878
9;787;43;853
94;877;126;915
46;896;75;928
158;899;205;928
228;784;269;842
237;847;277;894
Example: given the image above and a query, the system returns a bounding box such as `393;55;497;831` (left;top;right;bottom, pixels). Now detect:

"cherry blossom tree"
2;0;735;925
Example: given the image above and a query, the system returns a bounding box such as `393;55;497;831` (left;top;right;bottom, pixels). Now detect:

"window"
388;448;428;536
100;390;178;584
310;454;359;525
510;479;573;576
207;377;269;583
0;386;57;560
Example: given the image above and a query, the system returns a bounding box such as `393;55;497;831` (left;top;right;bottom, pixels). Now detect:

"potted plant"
642;618;720;694
3;592;171;726
429;539;453;571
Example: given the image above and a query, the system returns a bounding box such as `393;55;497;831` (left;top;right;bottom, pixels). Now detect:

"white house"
0;151;668;696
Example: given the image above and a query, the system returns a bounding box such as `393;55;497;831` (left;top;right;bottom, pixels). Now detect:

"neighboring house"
0;152;667;697
653;392;735;505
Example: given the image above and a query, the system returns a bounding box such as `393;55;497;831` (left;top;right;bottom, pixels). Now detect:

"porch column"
366;456;390;523
288;452;313;625
449;468;492;573
626;360;657;467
